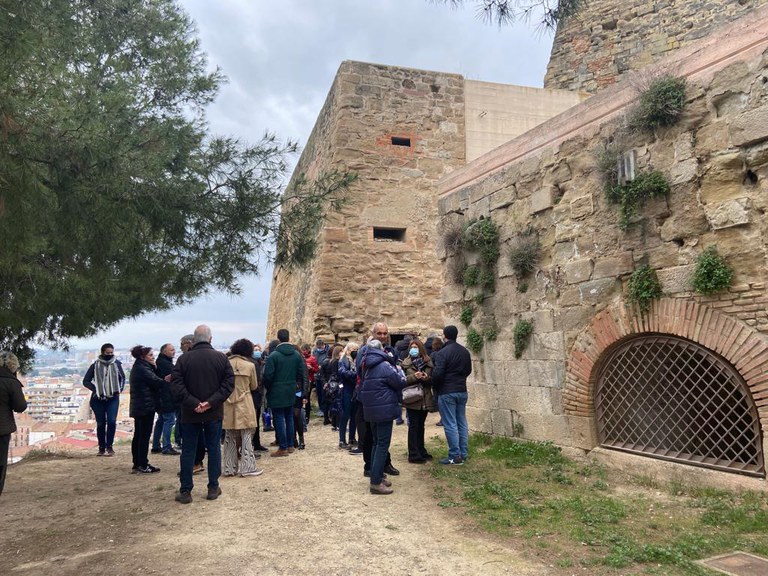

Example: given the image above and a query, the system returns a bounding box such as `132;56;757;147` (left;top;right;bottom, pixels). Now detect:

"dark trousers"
362;414;392;472
180;420;222;493
370;420;393;485
90;394;120;451
293;407;305;447
406;408;429;459
0;434;10;496
131;413;155;468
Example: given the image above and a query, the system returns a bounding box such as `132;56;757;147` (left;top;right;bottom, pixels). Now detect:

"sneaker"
192;463;205;475
384;464;400;476
240;469;264;477
408;457;427;464
97;449;106;457
349;447;363;455
439;457;464;466
206;486;222;501
270;449;289;457
254;445;269;452
162;448;181;456
150;448;162;454
175;491;192;504
370;482;393;495
136;464;161;474
339;442;350;450
299;443;306;450
106;448;115;457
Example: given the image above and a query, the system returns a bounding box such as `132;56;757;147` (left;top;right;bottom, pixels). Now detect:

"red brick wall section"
564;298;768;429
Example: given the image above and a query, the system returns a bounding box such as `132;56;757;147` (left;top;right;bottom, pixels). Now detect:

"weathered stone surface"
580;278;619;304
559;286;582;307
489;185;516;212
592;253;633;279
466;406;493;434
533;309;555;332
570;195;594;219
670;158;699;185
518;414;570;443
566;416;599;450
700;152;746;204
704;198;752;230
565;258;593;284
527;360;565;388
502;361;530;387
695;120;731;156
324;228;349;243
531;333;566;360
729;104;768;147
657;264;696;293
555;220;582;243
491;409;514;436
530;186;557;214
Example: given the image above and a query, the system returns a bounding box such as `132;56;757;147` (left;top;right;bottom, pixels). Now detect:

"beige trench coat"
223;355;258;430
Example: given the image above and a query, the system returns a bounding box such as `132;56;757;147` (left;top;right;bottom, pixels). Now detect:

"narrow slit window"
391;136;411;147
373;227;406;242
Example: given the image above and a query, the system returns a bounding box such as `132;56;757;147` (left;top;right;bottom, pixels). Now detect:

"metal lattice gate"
595;335;764;477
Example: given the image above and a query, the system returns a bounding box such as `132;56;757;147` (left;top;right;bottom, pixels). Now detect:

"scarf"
93;356;121;399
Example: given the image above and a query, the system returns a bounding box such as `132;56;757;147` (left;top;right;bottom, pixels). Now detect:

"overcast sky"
71;0;555;352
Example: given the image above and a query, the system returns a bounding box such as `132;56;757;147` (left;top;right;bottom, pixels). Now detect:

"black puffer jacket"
154;353;177;413
431;340;472;396
0;366;27;436
129;359;164;418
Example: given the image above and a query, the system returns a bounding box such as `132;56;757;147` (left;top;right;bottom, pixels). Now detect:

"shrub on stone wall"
462;265;480;287
508;228;540;286
459;305;474;326
692;246;733;295
513;319;534;359
629;75;687;132
466;328;484;354
627;265;663;313
607;170;670;230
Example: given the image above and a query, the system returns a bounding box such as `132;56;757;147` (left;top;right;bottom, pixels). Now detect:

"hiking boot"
270;449;289;457
206;486;222;500
175;491;192;504
439;457;464;466
240;469;264;477
370;483;393;495
384;464;400;476
162;448;181;456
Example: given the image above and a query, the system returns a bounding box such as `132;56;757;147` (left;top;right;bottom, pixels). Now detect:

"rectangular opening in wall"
391;136;411;147
373;227;406;242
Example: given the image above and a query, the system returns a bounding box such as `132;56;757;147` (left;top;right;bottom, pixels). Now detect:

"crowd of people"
0;320;472;501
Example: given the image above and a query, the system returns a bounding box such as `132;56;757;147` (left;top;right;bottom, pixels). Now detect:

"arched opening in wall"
595;334;764;477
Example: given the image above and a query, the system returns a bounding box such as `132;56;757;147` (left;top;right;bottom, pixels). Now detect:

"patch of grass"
429;434;768;575
630;75;687;131
22;449;78;462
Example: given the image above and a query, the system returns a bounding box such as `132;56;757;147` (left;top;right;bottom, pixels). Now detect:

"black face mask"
350;351;358;360
102;354;114;361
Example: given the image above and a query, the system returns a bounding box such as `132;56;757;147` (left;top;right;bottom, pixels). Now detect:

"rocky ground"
1;418;555;576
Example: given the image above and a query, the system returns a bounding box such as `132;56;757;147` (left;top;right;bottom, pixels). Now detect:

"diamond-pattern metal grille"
595;335;764;477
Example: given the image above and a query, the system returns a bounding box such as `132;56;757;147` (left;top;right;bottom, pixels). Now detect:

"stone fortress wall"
545;0;768;93
439;6;768;483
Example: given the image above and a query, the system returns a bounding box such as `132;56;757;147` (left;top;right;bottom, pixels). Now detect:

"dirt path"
1;420;554;576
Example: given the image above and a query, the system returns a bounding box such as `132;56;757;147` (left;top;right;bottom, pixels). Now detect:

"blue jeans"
438;392;469;460
152;411;176;451
272;406;295;450
339;391;353;444
370;420;393;485
90;395;120;451
179;420;222;493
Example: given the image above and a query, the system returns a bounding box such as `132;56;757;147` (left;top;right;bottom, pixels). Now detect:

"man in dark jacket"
262;329;305;457
151;343;179;456
171;325;234;504
431;325;472;465
0;351;27;496
312;338;330;417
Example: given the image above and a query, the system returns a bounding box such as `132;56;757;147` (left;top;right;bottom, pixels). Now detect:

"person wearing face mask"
83;343;126;456
129;345;171;474
401;338;435;463
337;341;359;449
250;343;269;452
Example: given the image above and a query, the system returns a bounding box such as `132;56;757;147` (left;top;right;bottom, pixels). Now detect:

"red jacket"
303;352;319;384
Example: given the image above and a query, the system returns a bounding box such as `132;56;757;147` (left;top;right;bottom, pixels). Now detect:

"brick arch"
564;298;768;423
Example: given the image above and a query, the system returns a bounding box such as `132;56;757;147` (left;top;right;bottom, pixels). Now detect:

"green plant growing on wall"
627;265;663;313
462;265;480;287
508;228;540;284
607;170;670;230
479;269;496;292
440;219;465;256
513;319;534;359
630;75;687;131
692;246;733;295
483;326;498;342
459;305;474;326
466;328;484;354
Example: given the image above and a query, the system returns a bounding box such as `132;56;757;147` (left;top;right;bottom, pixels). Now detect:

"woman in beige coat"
223;339;263;477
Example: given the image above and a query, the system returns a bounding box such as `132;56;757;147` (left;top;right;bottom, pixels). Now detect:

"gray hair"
193;325;212;344
367;339;383;350
0;351;20;373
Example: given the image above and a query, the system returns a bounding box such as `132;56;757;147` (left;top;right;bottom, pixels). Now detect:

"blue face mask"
254;351;262;359
409;348;419;358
